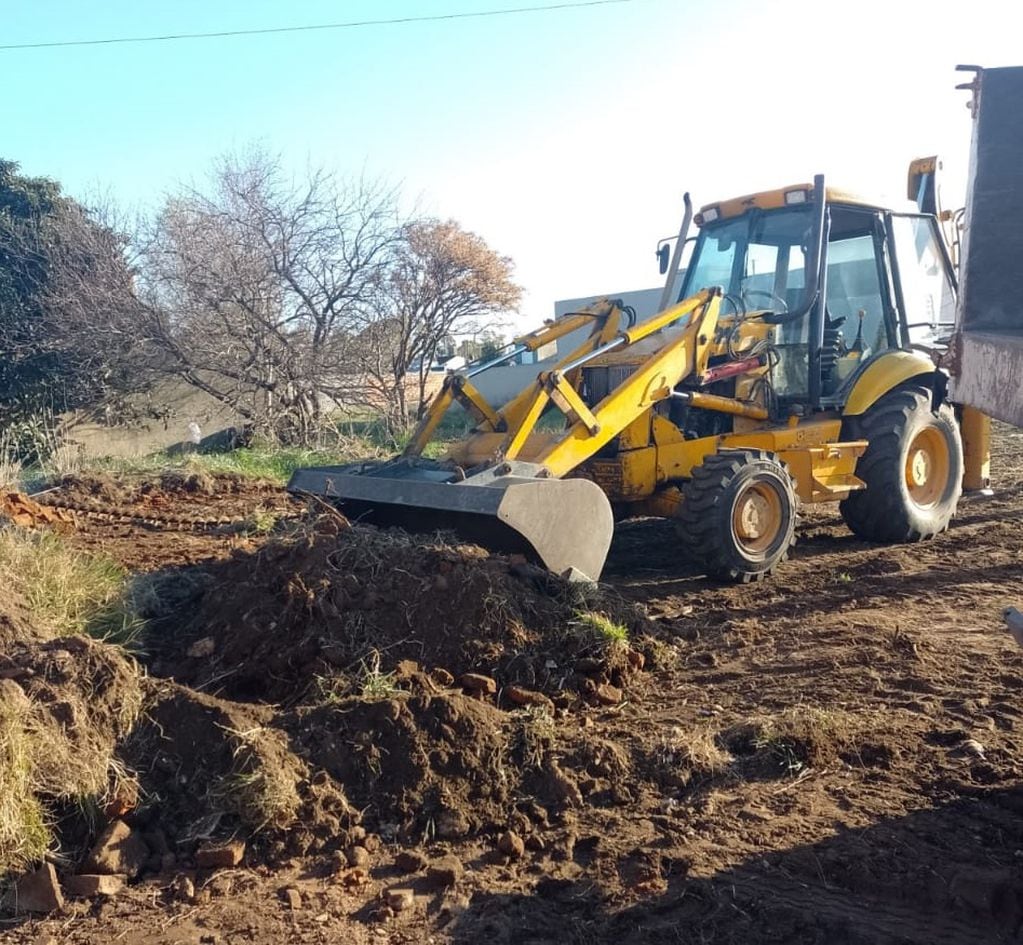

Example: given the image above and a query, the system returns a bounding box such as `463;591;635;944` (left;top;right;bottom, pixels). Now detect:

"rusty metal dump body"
951;65;1023;427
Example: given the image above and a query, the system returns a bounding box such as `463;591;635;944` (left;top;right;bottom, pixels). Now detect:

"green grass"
0;529;143;646
86;445;359;486
571;611;630;646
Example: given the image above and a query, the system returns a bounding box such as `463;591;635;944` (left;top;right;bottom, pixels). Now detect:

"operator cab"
677;179;958;415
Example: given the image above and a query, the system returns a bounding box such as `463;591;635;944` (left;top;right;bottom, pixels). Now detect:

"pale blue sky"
5;0;1021;322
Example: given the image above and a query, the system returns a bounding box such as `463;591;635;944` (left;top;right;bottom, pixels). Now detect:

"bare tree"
6;151;523;448
353;219;521;432
135;150;402;443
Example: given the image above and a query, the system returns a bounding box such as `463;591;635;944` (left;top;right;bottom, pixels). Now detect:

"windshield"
680;206;814;316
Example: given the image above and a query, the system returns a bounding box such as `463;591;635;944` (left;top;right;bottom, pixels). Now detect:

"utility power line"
0;0;650;52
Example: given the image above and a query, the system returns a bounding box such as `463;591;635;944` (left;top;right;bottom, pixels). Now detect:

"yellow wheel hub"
732;482;783;554
905;427;949;508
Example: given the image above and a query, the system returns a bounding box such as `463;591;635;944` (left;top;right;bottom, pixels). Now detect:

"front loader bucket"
287;463;614;581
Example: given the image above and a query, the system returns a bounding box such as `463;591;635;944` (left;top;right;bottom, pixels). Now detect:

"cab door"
886;213;958;352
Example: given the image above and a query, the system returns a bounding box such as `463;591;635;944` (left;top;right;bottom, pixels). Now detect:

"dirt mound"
57;473;134;505
285;691;514;839
56;471;281;508
123;683;357;858
167;516;650;704
0;636;142;878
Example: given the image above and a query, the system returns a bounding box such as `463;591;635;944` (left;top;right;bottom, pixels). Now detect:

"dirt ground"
6;428;1023;945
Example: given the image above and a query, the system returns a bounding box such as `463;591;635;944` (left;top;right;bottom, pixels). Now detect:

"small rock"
626;649;646;670
560;566;596;584
281;886;302;910
431;667;455;687
459;673;497;695
346;845;370;868
426;856;464;888
83;820;149;878
394;659;420;679
103;780;139;818
547;762;584;807
385;887;415;912
173;874;196;901
186;636;216;658
339;867;370;887
394;850;429;874
962;738;986;758
506;685;554;712
497;830;525;859
593;683;623;706
435;807;471;839
195;839;246;869
64;873;125;899
349;825;367;844
2;862;64;914
363;833;381;853
508;811;531;836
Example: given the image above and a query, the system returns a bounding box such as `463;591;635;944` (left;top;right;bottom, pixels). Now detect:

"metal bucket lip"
287;463;614;581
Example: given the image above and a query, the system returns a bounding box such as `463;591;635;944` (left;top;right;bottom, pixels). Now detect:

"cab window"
891;215;956;347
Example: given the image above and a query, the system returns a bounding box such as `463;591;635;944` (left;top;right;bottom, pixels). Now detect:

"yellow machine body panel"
842;351;936;416
699;184;910;223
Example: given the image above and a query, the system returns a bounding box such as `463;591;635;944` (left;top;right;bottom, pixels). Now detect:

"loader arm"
403;298;625;458
509;289;722;478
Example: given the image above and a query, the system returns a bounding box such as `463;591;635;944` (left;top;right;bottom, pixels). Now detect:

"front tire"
676;449;797;583
839;383;962;542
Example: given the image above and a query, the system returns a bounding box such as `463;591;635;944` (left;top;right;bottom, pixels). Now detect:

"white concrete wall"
468;282;682;407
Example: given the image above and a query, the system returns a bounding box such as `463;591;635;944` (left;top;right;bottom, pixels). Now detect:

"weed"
244;508;279;536
745;706;858;776
313;673;352;705
359;652;400;701
569;611;629;649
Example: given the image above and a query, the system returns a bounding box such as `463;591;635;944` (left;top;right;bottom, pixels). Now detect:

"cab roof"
697;184;914;223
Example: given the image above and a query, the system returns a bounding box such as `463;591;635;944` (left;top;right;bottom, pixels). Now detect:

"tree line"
0;151;521;450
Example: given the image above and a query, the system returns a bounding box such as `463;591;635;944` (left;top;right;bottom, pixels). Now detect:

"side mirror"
656;242;671;275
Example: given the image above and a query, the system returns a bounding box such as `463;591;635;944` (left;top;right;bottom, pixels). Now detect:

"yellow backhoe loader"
289;66;1020;584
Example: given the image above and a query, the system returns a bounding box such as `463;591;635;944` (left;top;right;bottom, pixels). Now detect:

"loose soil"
4;427;1023;945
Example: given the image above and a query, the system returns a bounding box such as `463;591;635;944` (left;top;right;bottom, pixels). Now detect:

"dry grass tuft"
0;637;143;878
0;529;143;645
512;705;558;770
0;431;23;492
0;702;51;876
214;726;303;831
737;706;862;776
651;724;733;789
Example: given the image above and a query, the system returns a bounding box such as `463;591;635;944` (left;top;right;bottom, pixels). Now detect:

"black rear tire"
676;449;797;583
839;383;962;542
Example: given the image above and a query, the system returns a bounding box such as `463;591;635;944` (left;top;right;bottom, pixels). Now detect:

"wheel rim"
904;426;950;509
731;481;784;555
